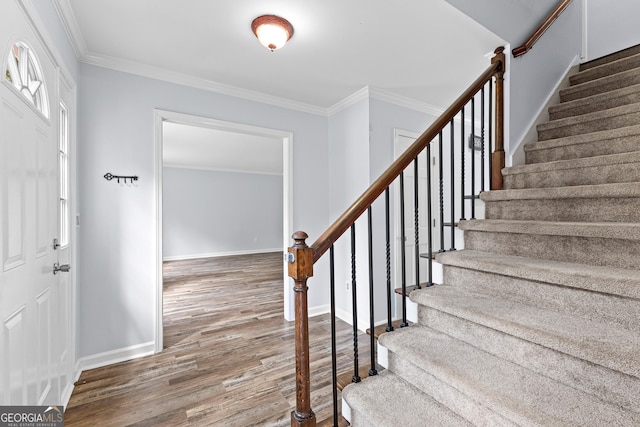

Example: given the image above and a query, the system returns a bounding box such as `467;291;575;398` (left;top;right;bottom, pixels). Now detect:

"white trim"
162;163;283;176
369;87;445;117
75;341;155;372
327;86;370;116
163;248;282;262
308;304;330;318
19;0;76;91
582;0;588;61
508;54;581;165
84;52;328;116
154;109;295;352
327;85;447;118
51;0;86;59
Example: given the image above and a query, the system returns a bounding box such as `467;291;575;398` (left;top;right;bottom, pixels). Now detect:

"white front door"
0;0;74;406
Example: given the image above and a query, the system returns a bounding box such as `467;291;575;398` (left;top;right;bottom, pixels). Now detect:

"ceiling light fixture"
251;15;294;52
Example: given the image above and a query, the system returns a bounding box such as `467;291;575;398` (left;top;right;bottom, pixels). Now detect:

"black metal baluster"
426;143;434;287
413;158;421;290
399;172;408;327
367;207;377;377
385;188;394;332
489;78;494;194
449;119;456;251
350;224;361;383
438;132;445;253
329;245;338;427
460;106;466;221
471;95;476;220
481;86;486;193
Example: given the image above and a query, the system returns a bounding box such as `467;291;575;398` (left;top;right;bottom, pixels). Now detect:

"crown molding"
51;0;87;58
81;52;328;116
326;86;370;116
368;87;445;117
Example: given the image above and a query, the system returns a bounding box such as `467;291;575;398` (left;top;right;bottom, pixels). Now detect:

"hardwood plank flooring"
65;252;368;426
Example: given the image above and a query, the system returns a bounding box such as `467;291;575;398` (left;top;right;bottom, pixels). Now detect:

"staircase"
342;46;640;425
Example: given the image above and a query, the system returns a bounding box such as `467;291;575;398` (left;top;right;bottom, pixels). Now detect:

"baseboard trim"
163;248;282;262
75;341;155;373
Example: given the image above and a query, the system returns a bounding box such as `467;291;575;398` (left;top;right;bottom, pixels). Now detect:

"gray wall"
586;0;640;60
446;0;584;159
77;63;329;358
162;167;283;259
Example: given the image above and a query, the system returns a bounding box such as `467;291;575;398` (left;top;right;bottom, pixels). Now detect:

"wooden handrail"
311;47;506;263
512;0;573;57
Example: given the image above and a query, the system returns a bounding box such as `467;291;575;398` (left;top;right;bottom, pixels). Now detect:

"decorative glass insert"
5;42;49;118
59;103;70;247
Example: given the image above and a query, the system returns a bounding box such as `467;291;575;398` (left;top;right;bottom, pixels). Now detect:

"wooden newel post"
491;46;506;190
288;231;316;427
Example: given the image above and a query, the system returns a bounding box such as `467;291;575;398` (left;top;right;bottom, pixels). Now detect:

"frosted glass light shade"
251;15;294;51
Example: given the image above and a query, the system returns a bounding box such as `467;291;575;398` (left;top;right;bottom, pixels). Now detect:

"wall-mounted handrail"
512;0;573;57
311;47;506;263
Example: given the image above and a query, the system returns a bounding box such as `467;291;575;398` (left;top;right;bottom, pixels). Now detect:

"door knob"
53;263;71;275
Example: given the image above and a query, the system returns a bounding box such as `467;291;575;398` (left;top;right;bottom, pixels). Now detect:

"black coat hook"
104;173;138;184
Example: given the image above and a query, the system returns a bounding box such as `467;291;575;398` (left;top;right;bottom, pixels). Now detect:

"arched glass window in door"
5;41;49;118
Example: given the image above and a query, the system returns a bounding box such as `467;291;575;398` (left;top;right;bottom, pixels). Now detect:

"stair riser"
485;197;640;222
538;109;640;141
570;55;640;86
581;45;640;71
549;87;640;120
525;133;640;164
504;162;640;189
464;230;640;270
442;266;640;332
384;351;520;426
418;308;640;413
560;71;640;103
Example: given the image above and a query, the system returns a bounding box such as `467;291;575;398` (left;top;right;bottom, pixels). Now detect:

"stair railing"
512;0;573;57
288;47;506;427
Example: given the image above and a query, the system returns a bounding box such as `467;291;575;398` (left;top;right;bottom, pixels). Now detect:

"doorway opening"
154;110;294;352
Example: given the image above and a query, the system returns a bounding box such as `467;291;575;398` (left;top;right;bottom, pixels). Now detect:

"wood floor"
65;252;367;426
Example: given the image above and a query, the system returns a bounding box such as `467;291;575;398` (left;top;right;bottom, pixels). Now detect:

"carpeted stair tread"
537;102;640;140
435;249;640;300
342;370;472;427
504;150;640;188
549;82;640;120
580;44;640;71
458;219;640;241
524;123;640;163
570;52;640;86
409;287;640;379
436;251;640;334
481;182;640;202
379;326;640;425
559;67;640;103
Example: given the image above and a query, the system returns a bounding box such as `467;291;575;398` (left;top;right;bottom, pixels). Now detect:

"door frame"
153;109;294;353
392;128;440;289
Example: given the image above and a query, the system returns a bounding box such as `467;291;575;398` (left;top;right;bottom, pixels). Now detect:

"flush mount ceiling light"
251;15;294;51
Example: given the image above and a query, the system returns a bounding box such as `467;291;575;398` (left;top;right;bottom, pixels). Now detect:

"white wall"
162;167;283;259
586;0;640;60
77;64;330;359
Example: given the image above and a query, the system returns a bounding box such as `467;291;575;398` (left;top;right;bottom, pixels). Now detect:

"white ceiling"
162;122;283;175
56;0;506;111
55;0;507;173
